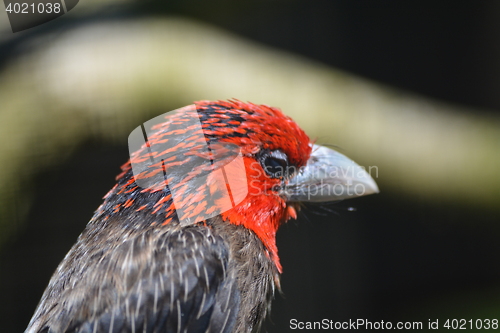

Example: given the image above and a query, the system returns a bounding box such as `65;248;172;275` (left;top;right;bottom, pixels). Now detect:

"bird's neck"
222;194;287;273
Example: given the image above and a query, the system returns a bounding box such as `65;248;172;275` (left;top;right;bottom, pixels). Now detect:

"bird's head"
100;100;378;272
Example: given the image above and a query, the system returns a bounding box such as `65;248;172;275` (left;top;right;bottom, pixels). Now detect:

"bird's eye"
259;150;290;179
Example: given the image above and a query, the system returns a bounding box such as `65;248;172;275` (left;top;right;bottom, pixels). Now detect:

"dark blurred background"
1;1;500;332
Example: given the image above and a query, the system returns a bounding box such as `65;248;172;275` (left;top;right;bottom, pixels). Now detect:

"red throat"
222;196;286;273
221;157;298;273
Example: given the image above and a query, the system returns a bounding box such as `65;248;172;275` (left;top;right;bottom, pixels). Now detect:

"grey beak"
281;144;379;202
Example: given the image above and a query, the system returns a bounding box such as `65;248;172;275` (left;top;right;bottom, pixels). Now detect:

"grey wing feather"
25;226;239;333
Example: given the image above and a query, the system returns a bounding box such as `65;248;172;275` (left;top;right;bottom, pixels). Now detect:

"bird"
25;100;379;333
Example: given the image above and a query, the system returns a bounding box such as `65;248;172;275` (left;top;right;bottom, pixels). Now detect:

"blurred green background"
1;1;500;332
